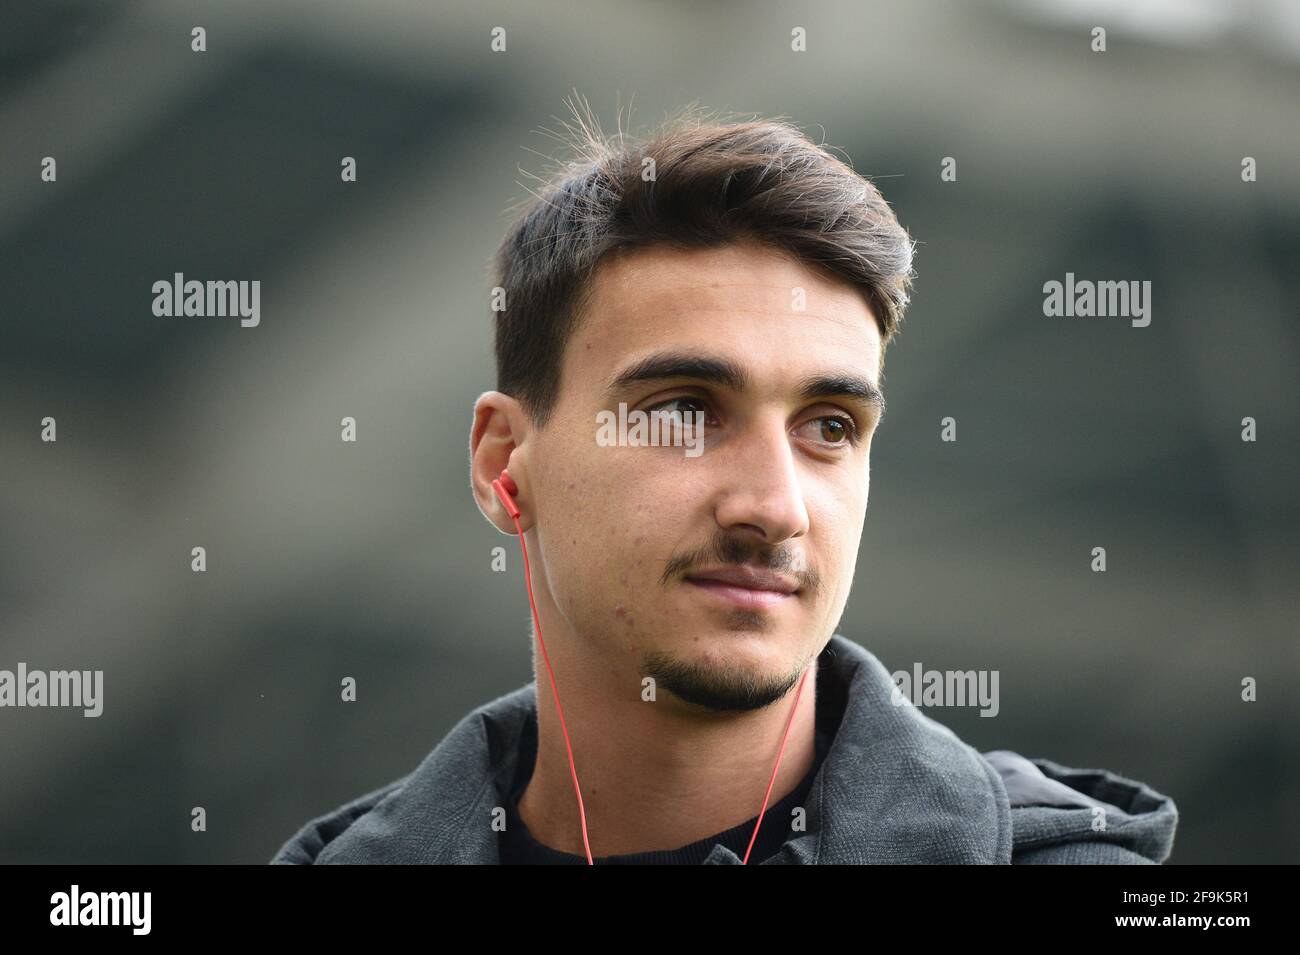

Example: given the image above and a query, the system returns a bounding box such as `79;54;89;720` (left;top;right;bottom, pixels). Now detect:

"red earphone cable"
494;474;810;866
742;663;810;864
496;479;594;864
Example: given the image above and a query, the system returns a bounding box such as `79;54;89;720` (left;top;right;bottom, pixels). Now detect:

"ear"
469;391;534;533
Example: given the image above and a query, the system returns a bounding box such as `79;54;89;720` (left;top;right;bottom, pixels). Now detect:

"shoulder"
981;749;1180;865
266;682;537;864
268;775;411;864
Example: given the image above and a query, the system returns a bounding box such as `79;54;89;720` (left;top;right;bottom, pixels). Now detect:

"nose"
712;412;810;545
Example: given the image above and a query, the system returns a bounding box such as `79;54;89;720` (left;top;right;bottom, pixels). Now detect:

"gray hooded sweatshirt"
270;634;1178;864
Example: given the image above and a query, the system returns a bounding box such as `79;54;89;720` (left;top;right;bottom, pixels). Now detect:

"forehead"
567;241;882;393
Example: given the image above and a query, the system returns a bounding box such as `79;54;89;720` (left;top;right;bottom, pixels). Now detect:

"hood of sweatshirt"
270;634;1178;864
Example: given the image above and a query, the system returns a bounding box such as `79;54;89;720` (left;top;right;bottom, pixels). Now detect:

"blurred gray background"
1;0;1296;864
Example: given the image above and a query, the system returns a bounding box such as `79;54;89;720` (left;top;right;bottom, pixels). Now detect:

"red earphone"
493;469;520;517
491;467;810;865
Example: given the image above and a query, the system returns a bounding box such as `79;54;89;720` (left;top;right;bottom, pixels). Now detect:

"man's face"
528;240;884;713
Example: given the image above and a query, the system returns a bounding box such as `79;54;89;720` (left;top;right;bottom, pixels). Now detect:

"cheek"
810;496;862;599
576;510;677;638
603;514;665;610
535;471;645;620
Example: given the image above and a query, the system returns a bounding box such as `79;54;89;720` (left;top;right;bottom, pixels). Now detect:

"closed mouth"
683;565;801;608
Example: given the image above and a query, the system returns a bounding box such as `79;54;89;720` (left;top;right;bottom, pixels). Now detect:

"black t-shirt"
498;663;838;864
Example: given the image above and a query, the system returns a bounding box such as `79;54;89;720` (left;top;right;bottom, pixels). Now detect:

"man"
271;110;1178;864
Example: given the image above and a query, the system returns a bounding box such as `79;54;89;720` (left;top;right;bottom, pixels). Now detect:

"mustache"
659;527;821;597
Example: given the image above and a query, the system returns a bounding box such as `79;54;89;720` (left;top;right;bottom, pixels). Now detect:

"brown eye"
653;396;708;418
820;418;848;443
810;415;862;446
795;415;857;447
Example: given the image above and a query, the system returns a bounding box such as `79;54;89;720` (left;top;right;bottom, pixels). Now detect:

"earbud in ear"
492;468;521;519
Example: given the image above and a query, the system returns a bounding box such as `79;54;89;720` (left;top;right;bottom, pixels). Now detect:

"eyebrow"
604;351;886;418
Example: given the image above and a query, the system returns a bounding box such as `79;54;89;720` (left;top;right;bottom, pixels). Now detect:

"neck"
517;626;819;858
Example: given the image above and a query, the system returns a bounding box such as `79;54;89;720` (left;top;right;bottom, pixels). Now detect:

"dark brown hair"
491;101;916;429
